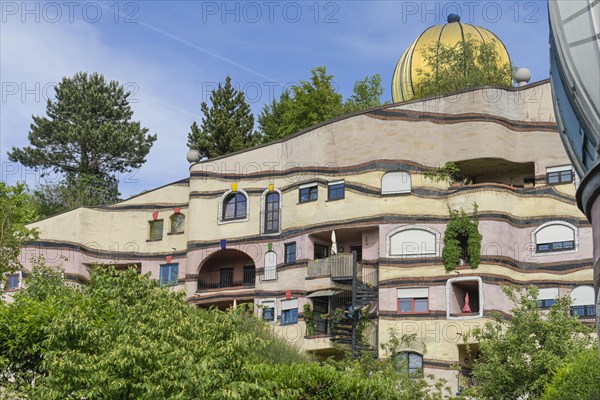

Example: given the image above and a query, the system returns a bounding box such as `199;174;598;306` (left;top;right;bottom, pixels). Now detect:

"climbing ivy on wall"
443;203;482;272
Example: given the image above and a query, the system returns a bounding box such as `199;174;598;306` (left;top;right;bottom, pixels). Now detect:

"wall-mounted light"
231;183;238;192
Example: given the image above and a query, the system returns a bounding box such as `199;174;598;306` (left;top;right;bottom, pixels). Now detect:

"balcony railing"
197;269;256;291
307;253;354;280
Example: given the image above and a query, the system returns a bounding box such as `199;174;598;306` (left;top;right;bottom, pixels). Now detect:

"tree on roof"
414;34;514;99
187;75;260;159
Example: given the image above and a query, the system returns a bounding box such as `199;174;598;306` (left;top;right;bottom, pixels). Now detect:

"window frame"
299;184;318;203
395;351;424;376
169;213;185;235
259;299;277;322
222;192;248;221
539;299;557;309
159;263;179;287
386;225;441;258
263;191;280;234
6;273;20;291
284;242;297;264
570;305;596;317
148;219;164;241
532;221;578;256
327;181;345;201
281;308;299;325
397;297;429;314
313;243;330;260
546;166;573;185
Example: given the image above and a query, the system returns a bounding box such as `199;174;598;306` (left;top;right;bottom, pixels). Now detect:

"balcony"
196;249;256;292
307;253;354;281
197;269;255;291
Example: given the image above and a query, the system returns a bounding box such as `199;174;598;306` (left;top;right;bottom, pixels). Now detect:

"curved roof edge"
27;178;190;225
191;79;551;167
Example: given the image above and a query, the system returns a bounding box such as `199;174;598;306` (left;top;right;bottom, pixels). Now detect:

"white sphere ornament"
515;68;532;86
186;149;201;163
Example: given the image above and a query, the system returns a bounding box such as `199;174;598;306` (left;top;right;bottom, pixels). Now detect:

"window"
159;263;179;286
284;243;296;263
264;192;280;233
387;226;439;257
397;288;429;314
382;172;411;194
570;286;595;318
148;220;164;241
264;251;277;281
299;183;318;203
446;277;483;320
170;213;185;234
243;265;256;286
281;299;299;325
539;299;557;308
395;352;423;375
6;274;19;291
546;166;573;184
314;243;329;260
328;181;345;201
223;193;247;221
533;222;577;254
260;299;276;322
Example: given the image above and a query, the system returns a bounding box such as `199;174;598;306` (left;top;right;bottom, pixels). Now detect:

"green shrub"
541;347;600;400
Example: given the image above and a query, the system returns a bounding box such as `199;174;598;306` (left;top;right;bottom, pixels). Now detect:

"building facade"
13;80;596;391
548;0;600;340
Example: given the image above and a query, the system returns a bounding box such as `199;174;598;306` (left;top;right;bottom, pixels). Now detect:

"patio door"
220;267;233;288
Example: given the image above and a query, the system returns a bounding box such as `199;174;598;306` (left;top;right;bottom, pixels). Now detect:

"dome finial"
447;13;461;23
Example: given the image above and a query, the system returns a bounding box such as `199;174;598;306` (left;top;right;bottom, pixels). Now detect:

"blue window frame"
539;299;557;309
281;308;298;325
328;182;345;200
571;305;596;317
159;263;179;286
7;274;19;290
285;242;296;263
263;307;275;321
299;185;318;203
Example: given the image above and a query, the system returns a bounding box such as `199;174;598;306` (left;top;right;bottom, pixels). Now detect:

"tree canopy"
8;72;156;180
187;75;260;159
414;34;514;99
462;285;596;399
259;67;385;143
1;263;449;399
0;182;38;279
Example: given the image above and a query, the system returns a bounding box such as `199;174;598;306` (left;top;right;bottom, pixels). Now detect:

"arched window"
570;286;595;317
170;213;185;234
382;172;411;194
264;192;280;233
532;221;577;254
223;192;247;221
264;251;277;281
395;351;423;375
387;225;440;257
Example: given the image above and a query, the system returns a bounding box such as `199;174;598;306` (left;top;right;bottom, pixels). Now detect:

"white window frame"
217;189;250;225
386;225;440;258
259;298;277;322
446;276;484;320
263;251;277;281
531;221;578;256
260;188;282;236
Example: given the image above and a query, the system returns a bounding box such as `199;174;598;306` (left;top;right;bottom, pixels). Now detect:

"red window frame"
397;297;429;314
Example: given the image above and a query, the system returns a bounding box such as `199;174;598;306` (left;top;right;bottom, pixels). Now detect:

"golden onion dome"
392;14;511;103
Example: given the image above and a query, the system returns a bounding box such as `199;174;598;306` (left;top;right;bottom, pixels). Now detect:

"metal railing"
197;269;255;291
307;253;354;279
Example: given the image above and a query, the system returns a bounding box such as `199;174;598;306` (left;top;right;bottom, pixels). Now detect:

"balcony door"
219;267;234;288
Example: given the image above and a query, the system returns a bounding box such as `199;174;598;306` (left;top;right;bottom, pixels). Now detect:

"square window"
299;185;318;203
6;274;19;290
159;263;178;286
539;299;556;308
263;307;275;321
149;220;164;241
328;183;345;201
414;298;428;313
399;298;413;313
547;172;559;184
285;242;296;263
281;308;298;325
314;244;329;260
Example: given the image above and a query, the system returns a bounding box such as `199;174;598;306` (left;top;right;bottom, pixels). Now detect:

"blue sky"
1;0;551;197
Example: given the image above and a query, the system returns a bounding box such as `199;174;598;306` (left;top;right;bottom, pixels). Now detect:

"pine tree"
8;72;157;184
187;76;260;159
